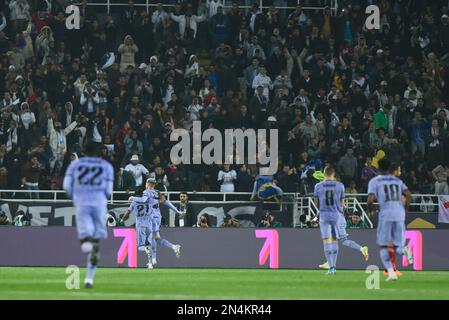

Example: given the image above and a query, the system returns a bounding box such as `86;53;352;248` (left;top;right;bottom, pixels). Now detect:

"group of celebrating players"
63;141;414;288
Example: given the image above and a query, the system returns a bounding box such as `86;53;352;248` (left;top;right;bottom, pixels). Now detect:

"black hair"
389;162;400;174
378;158;391;172
134;187;144;197
84;141;102;156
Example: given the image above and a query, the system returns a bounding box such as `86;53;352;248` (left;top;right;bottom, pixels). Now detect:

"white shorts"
75;206;108;240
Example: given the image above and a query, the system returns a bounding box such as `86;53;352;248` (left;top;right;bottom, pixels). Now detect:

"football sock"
157;238;175;250
380;246;393;270
341;239;362;252
323;243;333;267
331;242;339;268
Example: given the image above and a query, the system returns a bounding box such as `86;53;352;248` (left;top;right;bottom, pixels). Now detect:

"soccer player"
316;167;369;269
367;158;414;281
63;141;114;288
120;187;153;268
314;167;369;274
131;178;181;267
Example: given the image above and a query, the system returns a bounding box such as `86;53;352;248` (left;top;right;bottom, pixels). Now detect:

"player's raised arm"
163;198;182;215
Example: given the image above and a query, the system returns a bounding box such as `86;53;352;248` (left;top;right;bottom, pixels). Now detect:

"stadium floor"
1;267;448;300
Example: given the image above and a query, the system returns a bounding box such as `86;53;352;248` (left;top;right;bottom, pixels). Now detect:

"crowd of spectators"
0;0;449;199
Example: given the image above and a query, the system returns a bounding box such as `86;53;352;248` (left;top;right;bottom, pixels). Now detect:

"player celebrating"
314;167;369;274
120;187;153;268
367;158;414;281
131;178;181;267
63;141;114;288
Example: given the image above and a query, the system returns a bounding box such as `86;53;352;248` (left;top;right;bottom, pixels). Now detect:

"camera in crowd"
299;212;319;228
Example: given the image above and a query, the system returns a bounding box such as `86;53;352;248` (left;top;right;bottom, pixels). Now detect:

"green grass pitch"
1;267;449;300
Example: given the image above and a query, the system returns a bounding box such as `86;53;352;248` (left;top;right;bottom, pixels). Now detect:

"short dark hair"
389;163;400;174
378;158;391;172
134;186;145;197
180;191;188;197
84;141;102;156
324;166;335;177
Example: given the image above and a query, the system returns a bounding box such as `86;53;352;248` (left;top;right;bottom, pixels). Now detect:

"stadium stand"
0;0;448;201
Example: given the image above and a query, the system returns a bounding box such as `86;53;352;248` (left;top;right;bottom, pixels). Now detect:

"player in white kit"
120;187;153;268
63;141;114;288
130;178;181;267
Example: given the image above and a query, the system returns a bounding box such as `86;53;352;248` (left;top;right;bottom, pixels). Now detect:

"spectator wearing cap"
124;154;149;187
373;81;389;108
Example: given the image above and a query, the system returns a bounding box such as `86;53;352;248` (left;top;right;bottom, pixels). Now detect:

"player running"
120;187;153;268
63;141;114;288
367;158;414;281
314;167;369;275
131;178;182;267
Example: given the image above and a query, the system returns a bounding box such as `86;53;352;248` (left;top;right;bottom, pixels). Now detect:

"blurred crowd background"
0;0;448;198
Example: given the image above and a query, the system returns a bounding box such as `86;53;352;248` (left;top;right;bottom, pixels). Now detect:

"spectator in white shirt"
170;9;206;39
19;102;35;130
124;155;149;187
206;0;224;18
218;164;237;192
252;66;273;100
151;3;167;32
187;97;204;120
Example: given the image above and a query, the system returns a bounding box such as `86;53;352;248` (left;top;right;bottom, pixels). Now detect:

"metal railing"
1;190;444;229
74;0;338;15
0;189;297;204
345;197;373;228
